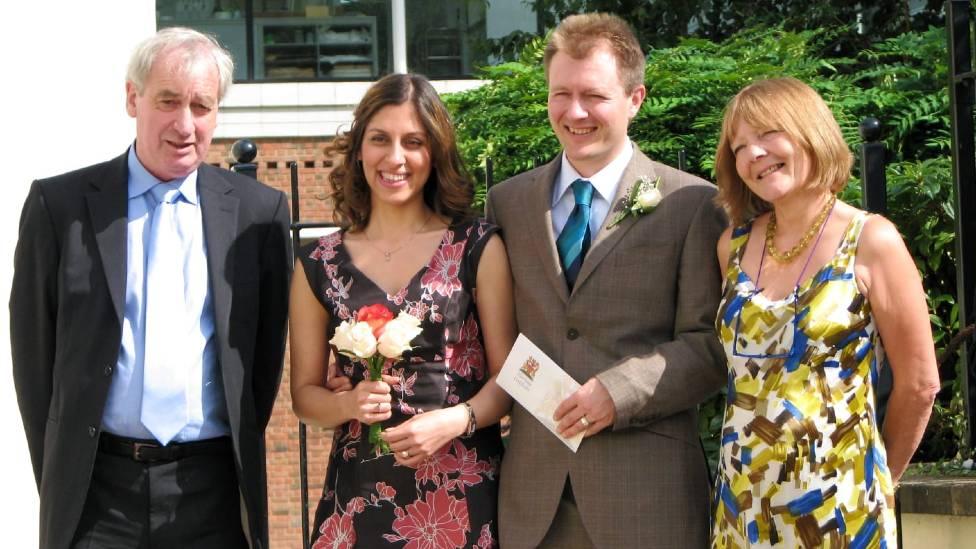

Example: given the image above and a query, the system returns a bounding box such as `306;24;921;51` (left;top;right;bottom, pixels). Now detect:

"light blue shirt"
551;140;634;239
101;145;229;442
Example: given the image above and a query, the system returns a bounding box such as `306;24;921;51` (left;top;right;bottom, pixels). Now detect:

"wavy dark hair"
326;73;474;231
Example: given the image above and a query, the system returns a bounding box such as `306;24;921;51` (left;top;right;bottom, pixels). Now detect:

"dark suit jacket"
485;146;727;548
10;151;292;549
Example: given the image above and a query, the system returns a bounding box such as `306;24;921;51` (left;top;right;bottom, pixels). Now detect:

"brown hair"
543;13;645;93
326;73;474;231
715;77;853;225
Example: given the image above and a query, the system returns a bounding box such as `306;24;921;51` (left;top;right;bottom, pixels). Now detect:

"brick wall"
208;137;338;548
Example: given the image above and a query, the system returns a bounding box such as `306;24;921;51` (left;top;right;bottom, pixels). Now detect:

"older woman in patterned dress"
711;77;940;547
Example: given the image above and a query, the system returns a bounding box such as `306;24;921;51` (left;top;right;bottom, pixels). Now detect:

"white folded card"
497;334;585;452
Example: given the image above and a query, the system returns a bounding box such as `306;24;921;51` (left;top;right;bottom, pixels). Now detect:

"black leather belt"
98;432;232;463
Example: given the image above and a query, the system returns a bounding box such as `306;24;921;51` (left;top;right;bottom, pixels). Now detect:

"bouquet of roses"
330;304;423;455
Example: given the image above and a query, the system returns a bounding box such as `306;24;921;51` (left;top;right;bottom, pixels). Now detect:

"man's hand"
554;377;616;438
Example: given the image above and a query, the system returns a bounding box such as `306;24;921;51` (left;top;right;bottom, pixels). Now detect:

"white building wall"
0;2;155;544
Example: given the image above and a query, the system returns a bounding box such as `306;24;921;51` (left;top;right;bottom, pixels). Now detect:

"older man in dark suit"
10;27;290;549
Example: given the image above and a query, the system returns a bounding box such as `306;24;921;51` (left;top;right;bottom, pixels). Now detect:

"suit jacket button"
567;328;579;340
103;364;114;376
88;426;97;438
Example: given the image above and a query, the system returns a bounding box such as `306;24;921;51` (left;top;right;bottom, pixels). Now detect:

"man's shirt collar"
127;143;200;205
553;140;634;207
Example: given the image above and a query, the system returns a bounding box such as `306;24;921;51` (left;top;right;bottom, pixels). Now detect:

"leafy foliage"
446;21;964;463
514;0;944;55
446;37;555;209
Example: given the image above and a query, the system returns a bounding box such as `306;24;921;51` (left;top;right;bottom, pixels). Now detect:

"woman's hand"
326;374;353;393
381;405;468;468
344;374;397;426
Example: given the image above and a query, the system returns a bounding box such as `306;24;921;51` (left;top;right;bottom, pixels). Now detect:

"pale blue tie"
141;184;189;445
556;179;594;288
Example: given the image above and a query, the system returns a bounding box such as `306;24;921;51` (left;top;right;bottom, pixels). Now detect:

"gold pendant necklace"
365;211;435;262
765;194;836;263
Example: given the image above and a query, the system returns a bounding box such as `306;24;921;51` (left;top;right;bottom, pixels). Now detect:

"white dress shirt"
551;141;634;239
101;144;228;443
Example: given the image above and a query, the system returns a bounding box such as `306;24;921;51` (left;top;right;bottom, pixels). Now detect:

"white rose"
331;320;377;358
329;320;356;353
377;312;423;359
635;187;662;211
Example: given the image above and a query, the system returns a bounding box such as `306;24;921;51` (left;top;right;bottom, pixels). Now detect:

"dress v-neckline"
339;226;452;298
737;214;863;306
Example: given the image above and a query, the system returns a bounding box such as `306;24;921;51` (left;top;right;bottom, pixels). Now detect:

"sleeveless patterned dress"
299;219;502;549
712;213;897;548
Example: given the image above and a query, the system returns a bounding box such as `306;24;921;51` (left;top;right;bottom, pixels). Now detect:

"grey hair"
126;27;234;101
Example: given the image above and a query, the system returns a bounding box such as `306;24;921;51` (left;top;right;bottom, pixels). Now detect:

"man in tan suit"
485;13;726;548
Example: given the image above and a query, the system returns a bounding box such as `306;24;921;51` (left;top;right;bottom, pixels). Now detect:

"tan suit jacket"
485;146;727;548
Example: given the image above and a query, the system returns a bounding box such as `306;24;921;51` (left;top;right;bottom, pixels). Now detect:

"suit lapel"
86;153;130;322
199;165;239;315
572;147;657;292
197;166;242;426
529;158;570;303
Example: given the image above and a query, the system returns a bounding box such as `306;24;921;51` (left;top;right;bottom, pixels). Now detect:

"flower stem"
367;356;391;455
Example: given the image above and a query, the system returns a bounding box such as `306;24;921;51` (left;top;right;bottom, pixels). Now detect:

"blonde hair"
543;13;645;93
715;77;852;225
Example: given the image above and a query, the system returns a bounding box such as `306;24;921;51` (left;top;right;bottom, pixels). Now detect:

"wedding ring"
579;416;590;428
400;450;410;459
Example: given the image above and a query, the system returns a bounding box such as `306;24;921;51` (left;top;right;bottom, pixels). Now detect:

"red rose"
357;304;394;337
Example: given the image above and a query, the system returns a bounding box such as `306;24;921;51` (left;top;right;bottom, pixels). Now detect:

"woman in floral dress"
290;73;515;548
710;78;940;547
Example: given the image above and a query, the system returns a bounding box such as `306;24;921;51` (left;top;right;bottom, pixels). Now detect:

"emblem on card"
519;357;540;381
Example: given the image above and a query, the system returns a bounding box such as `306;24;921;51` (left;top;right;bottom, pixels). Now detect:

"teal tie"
141;185;190;445
556;179;594;288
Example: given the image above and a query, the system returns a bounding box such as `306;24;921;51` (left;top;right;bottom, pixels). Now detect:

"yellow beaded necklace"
765;194;837;263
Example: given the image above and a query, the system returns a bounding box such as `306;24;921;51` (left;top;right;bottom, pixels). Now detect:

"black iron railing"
231;140;333;549
947;0;976;451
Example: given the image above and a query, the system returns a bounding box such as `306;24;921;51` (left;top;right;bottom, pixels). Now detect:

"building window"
158;0;250;80
157;0;536;82
405;0;483;78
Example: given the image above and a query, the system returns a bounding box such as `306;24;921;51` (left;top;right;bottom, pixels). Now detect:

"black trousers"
70;440;248;549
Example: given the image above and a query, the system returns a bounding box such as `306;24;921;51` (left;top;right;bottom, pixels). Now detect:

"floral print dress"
712;213;896;548
299;219;502;549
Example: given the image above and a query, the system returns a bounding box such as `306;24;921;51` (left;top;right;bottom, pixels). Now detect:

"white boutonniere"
607;175;662;228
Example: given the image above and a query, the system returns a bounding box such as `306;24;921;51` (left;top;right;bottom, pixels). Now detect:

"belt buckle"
131;441;159;462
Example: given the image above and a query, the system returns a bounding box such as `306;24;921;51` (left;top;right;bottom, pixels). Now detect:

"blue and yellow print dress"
712;213;896;548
